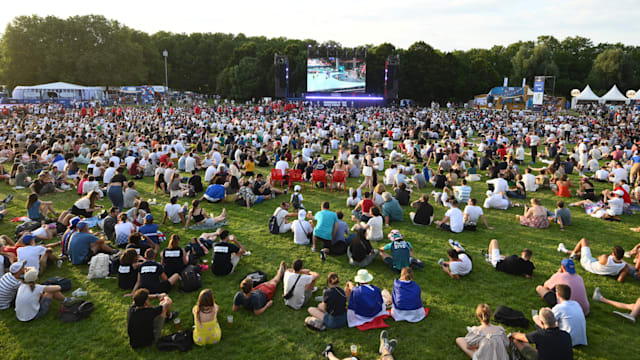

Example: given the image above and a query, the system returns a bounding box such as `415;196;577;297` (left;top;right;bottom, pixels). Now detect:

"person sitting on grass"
387;267;425;323
283;259;319;310
68;221;117;265
15;269;75;322
126;249;181;296
592;287;640;323
351;191;375;222
306;272;347;330
536;259;589;316
569;189;624;219
547;200;571;231
509;308;573;360
409;194;433;226
483;239;534;278
516;198;549;229
117;248;143;290
161;196;188;226
379;230;423;273
557;238;629;282
192;288;222;346
233;261;286;316
70;190;103;218
161;234;189;277
321;330;398;360
381;192;403;226
345;269;387;328
127;289;175;349
533;284;587;347
455;303;509;360
312;201;339;255
26;193;57;221
347;227;379;267
271;201;298;234
0;260;27;310
438;240;472;280
435;199;464;233
462;198;493;230
184;199;227;230
211;229;246;276
17;234;61;275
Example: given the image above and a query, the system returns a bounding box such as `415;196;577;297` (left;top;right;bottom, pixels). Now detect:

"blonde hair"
476;304;491;324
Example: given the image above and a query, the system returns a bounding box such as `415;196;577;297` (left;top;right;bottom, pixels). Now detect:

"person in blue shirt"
26;193;57;221
138;214;161;248
381;192;403;226
390;267;425;322
312;202;338;259
379;230;423;272
202;178;226;203
68;221;116;265
630;152;640;184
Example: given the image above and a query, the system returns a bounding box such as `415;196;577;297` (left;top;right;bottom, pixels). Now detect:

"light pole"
163;49;169;96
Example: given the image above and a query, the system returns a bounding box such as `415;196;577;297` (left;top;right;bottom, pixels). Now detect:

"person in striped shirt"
442;179;472;206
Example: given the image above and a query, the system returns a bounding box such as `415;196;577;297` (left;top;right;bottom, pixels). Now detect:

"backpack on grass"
179;265;202;292
268;215;280;234
59;300;94;322
244;270;267;287
87;253;110;280
156;329;193;352
43;277;72;292
493;305;529;328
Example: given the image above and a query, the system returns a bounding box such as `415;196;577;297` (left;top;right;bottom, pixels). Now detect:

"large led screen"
307;57;366;93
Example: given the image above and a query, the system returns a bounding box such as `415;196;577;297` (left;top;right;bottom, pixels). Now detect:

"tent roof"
575;85;600;101
601;85;628;102
15;82;101;90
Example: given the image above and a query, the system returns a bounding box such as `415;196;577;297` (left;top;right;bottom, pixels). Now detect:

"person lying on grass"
557;238;629;282
232;261;285;316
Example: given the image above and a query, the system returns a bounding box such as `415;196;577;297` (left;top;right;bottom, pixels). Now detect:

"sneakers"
321;344;333;358
448;239;464;251
484;252;491;265
557;243;568;253
592;287;602;302
386;339;398;354
437;258;445;266
62;297;80;305
2;194;13;204
570;253;579;261
72;288;87;297
311;247;316;253
320;249;326;261
613;311;636;323
379;330;389;354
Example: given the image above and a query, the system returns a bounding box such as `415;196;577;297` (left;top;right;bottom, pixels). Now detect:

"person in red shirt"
612;182;632;205
80;107;87;117
497;145;507;159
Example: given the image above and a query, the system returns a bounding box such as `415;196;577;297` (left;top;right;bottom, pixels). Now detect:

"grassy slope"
0;147;639;360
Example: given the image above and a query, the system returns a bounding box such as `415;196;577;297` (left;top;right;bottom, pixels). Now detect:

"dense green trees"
1;15;639;102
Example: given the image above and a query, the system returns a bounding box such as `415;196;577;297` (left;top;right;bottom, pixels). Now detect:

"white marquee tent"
600;85;628;103
12;82;104;101
574;85;601;102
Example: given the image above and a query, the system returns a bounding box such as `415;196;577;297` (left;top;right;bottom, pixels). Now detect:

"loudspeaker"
274;54;288;98
385;55;399;100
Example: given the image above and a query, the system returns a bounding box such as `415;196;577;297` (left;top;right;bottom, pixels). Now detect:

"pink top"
544;272;590;316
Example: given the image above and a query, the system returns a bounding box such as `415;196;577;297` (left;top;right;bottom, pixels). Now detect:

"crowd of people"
0;100;639;359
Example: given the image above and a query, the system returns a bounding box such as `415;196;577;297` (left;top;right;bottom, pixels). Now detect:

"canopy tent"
574;85;601;102
600;85;628;103
12;82;104;101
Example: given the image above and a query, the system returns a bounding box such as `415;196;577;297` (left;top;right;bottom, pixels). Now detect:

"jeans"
107;185;124;211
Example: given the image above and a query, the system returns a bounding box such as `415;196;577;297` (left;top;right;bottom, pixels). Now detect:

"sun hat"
354;269;374;283
24;269;38;283
561;259;576;274
9;260;27;274
388;230;403;241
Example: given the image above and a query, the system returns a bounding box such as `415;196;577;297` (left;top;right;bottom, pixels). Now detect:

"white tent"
12;82;104;101
574;85;600;102
600;85;628;103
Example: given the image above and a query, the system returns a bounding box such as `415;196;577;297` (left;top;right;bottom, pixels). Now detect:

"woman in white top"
373;184;386;207
15;269;69;322
346;189;362;207
115;213;137;247
70;190;103;218
292;210;313;245
360;207;384;242
456;304;509;360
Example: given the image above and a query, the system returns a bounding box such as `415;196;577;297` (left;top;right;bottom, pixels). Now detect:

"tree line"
1;15;639;103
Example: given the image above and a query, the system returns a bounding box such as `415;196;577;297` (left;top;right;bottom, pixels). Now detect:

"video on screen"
307;57;366;93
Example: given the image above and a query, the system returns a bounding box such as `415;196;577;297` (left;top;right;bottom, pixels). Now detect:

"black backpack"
59;300;94;322
179;265;202;292
493;305;529;328
43;277;72;292
156;329;193;352
268;215;280;234
15;221;40;239
244;271;267;287
291;193;301;209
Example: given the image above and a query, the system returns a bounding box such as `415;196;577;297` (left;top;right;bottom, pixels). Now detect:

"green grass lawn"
0;150;639;360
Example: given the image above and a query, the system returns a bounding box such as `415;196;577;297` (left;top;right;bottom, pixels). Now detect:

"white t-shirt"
366;216;384;241
292;220;313;245
164;203;183;223
17;246;47;272
449;254;472;276
115;222;136;237
523;173;538;192
607;197;624;216
103;167;116;184
273;207;288;228
204;166;217;183
484;194;510;210
463;205;484;224
282;271;313;310
74;197;91;210
445;208;464;233
553;300;588;346
15;283;45;321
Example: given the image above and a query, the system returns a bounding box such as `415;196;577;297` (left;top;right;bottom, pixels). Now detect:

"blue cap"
21;234;35;244
145;214;153;221
561;259;576;274
69;216;81;228
76;221;88;230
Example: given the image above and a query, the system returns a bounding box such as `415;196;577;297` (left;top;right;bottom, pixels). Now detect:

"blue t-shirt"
333;220;350;243
632;155;640;164
383;240;413;270
205;184;226;200
28;200;41;220
348;284;383;318
313;210;338;241
69;232;99;265
138;224;160;244
392;279;422;311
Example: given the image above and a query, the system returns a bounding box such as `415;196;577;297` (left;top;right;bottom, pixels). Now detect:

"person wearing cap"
271;202;297;234
510;308;573;360
379;230;420;273
536;258;589;316
15;269;72;321
290;184;304;210
0;260;27;310
558;238;629;282
292;209;314;246
17;234;60;275
345;269;386;327
68;221;116;265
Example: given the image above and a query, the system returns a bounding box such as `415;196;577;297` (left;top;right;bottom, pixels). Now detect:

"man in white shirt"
16;235;55;274
609;163;628;184
162;197;187;225
435;200;463;233
487;175;508;195
204;164;217;183
529;132;540;164
275;158;289;173
272;202;297;234
534;284;587;347
103;162;116;184
523;168;538;192
595;166;609;181
462;198;493;229
373;154;385;171
439;242;472;279
557;238;628;281
185;153;197;173
282;259;318;310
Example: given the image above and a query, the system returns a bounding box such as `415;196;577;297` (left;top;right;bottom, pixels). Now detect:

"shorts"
383;257;400;272
489;248;501;267
254;281;276;301
34;297;52;320
519;344;539;360
438;223;452;232
203;194;222;203
254;196;264;205
155;280;173;294
543;289;558;307
323;312;347;329
579;246;598;272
